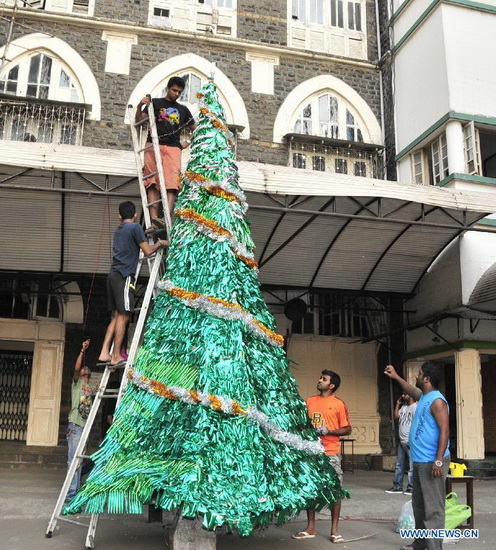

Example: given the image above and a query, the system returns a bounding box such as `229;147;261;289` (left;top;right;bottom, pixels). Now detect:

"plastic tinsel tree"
63;77;347;535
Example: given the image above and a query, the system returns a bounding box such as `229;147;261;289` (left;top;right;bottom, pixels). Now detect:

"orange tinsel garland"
184;170;242;205
176;208;259;270
177;208;232;237
128;368;247;415
163;284;284;346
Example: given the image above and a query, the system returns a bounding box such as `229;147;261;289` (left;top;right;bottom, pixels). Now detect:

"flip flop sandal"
331;534;345;543
292;531;316;539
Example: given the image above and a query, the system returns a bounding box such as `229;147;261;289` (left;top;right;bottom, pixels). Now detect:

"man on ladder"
135;76;196;223
98;201;168;366
66;338;95;502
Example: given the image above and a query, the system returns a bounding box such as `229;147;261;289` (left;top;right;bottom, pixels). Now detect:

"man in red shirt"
293;369;352;543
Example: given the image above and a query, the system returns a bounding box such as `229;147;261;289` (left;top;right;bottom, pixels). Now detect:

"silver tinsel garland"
128;367;325;455
157;279;283;348
176;209;257;271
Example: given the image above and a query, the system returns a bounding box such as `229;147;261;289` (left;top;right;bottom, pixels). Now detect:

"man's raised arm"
384;365;422;401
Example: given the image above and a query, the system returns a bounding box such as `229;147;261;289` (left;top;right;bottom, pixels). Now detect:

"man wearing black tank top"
136;76;197;220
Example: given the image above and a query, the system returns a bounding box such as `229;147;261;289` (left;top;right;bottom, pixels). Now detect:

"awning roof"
2;141;496;294
243;183;490;294
468;262;496;314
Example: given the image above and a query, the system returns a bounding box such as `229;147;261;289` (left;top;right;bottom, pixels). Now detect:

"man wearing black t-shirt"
98;201;168;366
135;76;197;220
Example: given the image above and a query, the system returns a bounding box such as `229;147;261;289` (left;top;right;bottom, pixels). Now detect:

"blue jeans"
393;441;413;490
66;422;84;500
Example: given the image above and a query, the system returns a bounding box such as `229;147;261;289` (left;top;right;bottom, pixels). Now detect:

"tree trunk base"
163;513;216;550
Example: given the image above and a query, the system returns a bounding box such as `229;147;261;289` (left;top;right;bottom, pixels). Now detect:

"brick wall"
0;3;393;453
1;6;381;160
237;1;288;45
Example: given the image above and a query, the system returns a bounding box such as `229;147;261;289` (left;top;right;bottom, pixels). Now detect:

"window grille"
0;351;33;441
0;98;85;145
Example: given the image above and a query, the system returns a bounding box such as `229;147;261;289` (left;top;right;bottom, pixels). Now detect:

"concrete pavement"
0;468;494;550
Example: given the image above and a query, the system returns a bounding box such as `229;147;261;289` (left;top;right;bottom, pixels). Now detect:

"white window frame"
149;0;237;36
293;92;365;142
291;149;372;177
0;51;85;145
293;152;307;169
158;70;206;120
410;149;428;185
430;133;449;184
463;121;481;176
289;0;367;58
43;0;95;17
0;51;83;103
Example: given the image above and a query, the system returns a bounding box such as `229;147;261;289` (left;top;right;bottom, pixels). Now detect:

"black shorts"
107;271;135;313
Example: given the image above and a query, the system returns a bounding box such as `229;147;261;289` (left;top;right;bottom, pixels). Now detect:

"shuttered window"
289;0;367;58
149;0;237;36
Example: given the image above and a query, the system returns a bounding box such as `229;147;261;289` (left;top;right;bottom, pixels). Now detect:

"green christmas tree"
63;78;347;535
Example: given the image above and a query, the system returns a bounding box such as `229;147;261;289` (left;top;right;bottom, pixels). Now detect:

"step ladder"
46;98;173;549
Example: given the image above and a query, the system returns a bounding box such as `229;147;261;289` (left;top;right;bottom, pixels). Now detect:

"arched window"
159;71;206;112
293;92;364;142
288;90;381;177
0;52;81;103
0;51;85;145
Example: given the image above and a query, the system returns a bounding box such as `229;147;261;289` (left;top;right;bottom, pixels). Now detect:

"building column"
455;349;484;459
405;360;424;386
445;120;466;174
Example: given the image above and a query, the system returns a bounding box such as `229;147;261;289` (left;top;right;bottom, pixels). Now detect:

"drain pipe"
374;0;387;179
387;298;397;452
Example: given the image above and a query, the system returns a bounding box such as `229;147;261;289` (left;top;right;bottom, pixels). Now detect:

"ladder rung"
133;116;149;128
138;144;153;154
143;171;158;180
146;199;162;207
56;517;91;528
139;252;159;262
77;454;92;460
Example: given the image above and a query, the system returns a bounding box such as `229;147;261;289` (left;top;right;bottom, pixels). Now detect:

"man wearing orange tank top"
293;370;351;543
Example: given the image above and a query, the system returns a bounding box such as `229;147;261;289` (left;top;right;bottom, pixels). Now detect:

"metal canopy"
236;162;496;294
245;191;485;293
468;262;496;314
2;143;496;294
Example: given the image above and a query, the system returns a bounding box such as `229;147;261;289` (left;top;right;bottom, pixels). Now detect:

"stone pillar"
404;360;424;386
445;120;465;175
164;514;216;550
455;349;484;459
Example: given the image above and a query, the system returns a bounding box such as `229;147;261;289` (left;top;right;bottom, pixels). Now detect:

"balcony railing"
286;133;384;179
0;94;86;146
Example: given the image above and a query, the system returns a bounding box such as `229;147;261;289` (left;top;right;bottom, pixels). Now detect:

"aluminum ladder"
46;98;172;549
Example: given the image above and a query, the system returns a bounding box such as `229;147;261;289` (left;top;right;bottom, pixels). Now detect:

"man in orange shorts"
135;76;197;222
293;369;352;543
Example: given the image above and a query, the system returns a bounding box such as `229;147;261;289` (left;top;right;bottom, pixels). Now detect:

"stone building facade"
0;0;400;460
